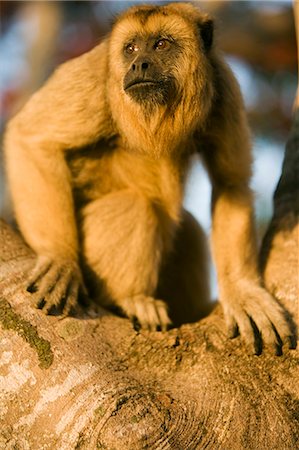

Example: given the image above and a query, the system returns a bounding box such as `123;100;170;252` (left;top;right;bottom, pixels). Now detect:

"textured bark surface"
0;113;298;448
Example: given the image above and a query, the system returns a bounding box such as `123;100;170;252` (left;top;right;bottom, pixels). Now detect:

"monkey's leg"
157;209;212;327
212;186;292;352
81;190;172;331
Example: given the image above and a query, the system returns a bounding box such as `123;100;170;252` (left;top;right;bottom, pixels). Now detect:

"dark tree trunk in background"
261;112;299;320
0;110;298;448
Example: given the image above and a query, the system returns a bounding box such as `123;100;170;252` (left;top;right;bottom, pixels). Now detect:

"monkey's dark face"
108;4;213;111
122;36;177;105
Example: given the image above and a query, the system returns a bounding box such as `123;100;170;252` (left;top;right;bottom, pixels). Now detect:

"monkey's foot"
26;255;89;315
120;295;172;332
222;284;294;354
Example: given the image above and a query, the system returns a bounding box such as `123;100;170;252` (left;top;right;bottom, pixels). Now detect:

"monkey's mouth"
124;78;158;91
124;77;172;105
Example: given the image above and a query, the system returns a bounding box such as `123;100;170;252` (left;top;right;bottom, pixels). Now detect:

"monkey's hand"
120;295;172;332
223;283;293;354
26;256;89;315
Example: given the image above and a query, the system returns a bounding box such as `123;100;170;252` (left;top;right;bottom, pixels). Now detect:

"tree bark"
0;106;298;449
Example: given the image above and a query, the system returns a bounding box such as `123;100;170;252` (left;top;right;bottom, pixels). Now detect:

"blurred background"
0;1;297;297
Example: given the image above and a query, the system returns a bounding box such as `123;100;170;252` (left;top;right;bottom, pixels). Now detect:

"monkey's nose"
131;60;150;75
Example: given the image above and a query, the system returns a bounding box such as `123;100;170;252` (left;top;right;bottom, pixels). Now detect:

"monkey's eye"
154;39;170;51
125;43;139;55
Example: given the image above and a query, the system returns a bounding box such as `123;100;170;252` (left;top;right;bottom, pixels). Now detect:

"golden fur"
4;3;291;347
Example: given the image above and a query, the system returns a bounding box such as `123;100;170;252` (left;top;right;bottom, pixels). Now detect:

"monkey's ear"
199;19;213;51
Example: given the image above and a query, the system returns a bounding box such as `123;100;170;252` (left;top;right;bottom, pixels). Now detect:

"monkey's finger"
30;265;68;311
244;304;280;349
238;317;258;354
227;308;256;354
26;257;52;292
223;304;239;338
264;305;293;349
147;303;164;332
62;278;80;316
36;266;60;295
134;297;161;331
42;270;72;314
119;297;136;320
245;291;293;349
155;300;172;332
137;298;171;332
225;313;239;339
66;267;89;308
62;265;89;310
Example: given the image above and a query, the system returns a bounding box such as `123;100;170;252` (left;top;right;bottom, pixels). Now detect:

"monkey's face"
122;36;177;106
107;3;215;155
109;3;213;108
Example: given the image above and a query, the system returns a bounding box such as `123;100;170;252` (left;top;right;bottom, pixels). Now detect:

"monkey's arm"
201;60;292;352
4;40;112;313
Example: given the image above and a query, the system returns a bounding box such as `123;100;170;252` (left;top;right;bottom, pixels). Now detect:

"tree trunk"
0;108;298;448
